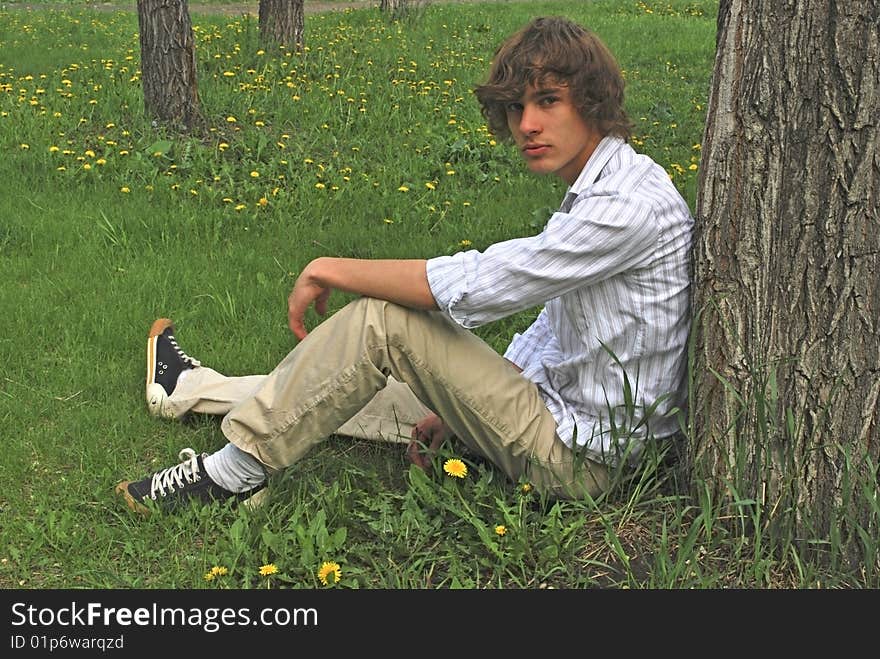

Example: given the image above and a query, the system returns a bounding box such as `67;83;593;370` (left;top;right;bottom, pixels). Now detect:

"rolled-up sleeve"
426;192;659;329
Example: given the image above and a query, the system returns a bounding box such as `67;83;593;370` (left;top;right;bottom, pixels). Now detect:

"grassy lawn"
1;0;873;590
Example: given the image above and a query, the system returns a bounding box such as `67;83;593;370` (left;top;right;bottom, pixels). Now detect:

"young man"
116;16;693;513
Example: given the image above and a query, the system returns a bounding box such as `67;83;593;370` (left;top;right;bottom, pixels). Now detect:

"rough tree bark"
259;0;305;49
137;0;201;128
381;0;419;18
691;0;879;554
380;0;407;12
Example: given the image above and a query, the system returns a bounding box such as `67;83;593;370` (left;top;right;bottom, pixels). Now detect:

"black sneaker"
115;448;265;515
146;318;201;419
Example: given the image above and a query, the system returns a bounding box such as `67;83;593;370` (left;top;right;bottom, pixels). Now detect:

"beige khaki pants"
168;298;608;499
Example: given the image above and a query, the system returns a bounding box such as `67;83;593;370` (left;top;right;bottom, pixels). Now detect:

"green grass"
1;0;874;590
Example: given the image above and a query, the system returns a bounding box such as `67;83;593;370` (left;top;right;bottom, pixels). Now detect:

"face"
506;83;602;186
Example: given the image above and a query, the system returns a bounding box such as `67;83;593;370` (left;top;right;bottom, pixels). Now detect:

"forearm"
306;257;439;311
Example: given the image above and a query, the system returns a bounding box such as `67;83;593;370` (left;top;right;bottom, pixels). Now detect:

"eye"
538;95;559;106
505;102;523;113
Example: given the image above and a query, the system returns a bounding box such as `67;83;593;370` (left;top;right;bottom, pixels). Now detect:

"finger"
288;310;308;340
406;441;427;470
290;322;308;341
315;289;330;317
287;294;310;340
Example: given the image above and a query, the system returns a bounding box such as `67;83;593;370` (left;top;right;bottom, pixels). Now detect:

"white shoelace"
149;448;202;498
167;334;201;368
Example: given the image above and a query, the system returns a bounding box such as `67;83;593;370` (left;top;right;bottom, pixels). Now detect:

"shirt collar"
558;136;625;213
568;135;626;194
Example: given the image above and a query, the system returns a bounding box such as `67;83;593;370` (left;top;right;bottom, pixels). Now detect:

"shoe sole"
115;481;152;515
115;480;267;515
146;318;174;418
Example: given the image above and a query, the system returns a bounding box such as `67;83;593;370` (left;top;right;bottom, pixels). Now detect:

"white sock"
176;369;192;388
203;443;267;493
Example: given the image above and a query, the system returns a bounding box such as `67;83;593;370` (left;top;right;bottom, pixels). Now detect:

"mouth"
522;143;550;157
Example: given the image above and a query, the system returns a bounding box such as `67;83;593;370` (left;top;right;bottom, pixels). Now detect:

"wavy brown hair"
474;17;634;141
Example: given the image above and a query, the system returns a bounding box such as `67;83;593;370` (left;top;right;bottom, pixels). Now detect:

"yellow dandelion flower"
84;149;95;157
250;171;260;178
520;482;533;494
425;181;436;190
317;561;342;586
443;458;467;478
120;186;130;193
96;158;106;165
688;163;698;171
397;185;409;192
258;197;268;206
218;142;229;151
234;204;246;211
459;239;472;248
494;525;507;536
259;563;278;577
211;566;228;576
48;145;59;153
226;116;237;123
83;163;92;171
19;143;29;150
204;572;215;582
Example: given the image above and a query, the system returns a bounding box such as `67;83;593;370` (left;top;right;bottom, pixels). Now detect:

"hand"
287;261;331;340
407;413;452;471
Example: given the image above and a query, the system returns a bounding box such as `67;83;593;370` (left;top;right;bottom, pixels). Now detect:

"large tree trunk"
692;0;879;557
137;0;201;128
259;0;304;50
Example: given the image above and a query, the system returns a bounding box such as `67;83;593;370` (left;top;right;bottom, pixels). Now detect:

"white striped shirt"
426;136;693;465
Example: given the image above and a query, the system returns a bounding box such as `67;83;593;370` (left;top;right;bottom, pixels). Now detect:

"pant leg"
170;368;431;444
221;297;608;499
335;377;432;443
167;368;266;418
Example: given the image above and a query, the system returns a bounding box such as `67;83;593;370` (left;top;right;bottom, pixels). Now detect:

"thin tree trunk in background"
691;0;879;557
259;0;304;50
137;0;201;128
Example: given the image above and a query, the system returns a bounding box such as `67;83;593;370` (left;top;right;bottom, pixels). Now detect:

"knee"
346;297;418;326
342;297;448;345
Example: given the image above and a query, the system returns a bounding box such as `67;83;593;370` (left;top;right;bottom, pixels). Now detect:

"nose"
519;103;540;136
